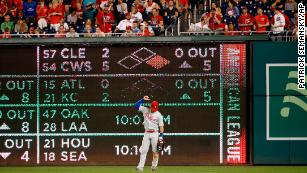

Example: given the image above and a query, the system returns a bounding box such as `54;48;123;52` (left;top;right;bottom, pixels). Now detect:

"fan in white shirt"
131;6;143;22
115;13;133;31
189;16;210;31
271;9;285;34
144;0;159;13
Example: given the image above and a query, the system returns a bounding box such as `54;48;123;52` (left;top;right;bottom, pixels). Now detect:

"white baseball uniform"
137;105;164;170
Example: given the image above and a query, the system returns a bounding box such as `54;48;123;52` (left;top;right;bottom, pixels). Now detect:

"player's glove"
157;133;164;152
157;139;164;152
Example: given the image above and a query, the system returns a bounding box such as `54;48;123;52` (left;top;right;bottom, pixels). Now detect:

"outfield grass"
0;166;307;173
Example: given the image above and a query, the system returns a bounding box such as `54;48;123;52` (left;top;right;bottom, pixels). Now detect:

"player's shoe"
136;167;143;172
151;166;158;171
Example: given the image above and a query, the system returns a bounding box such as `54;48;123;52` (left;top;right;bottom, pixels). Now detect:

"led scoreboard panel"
0;43;247;165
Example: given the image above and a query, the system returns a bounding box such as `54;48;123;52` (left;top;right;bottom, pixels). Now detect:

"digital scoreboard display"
0;43;247;165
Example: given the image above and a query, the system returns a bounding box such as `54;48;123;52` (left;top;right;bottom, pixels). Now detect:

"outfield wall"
253;42;307;164
0;39;249;165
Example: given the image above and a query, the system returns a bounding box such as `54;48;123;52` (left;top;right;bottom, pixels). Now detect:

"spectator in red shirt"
150;8;164;35
0;0;8;24
254;7;269;33
37;1;48;29
48;0;63;32
140;20;154;36
205;8;223;31
59;0;66;17
238;6;254;35
70;0;77;9
123;25;134;36
96;4;114;33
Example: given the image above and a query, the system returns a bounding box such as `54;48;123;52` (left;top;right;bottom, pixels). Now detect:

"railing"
178;30;304;41
0;30;303;42
180;30;272;35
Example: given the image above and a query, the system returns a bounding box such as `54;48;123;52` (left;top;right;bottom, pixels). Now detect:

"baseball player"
135;95;164;172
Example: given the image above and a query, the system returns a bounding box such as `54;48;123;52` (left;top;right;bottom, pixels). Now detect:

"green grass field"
0;166;307;173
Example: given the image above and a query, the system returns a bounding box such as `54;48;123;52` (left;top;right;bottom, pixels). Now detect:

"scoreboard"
0;43;247;165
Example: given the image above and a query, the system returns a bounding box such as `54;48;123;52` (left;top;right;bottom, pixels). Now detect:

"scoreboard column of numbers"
0;43;247;165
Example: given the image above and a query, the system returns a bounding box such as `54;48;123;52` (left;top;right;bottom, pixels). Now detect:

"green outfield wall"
253;42;307;164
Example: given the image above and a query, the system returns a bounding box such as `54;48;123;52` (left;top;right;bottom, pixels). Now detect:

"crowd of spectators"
0;0;305;38
190;0;306;36
0;0;188;37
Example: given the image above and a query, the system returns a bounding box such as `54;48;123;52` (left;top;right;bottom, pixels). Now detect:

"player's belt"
146;130;157;133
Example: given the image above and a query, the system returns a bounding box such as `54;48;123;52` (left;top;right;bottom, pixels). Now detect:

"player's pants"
137;132;159;169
